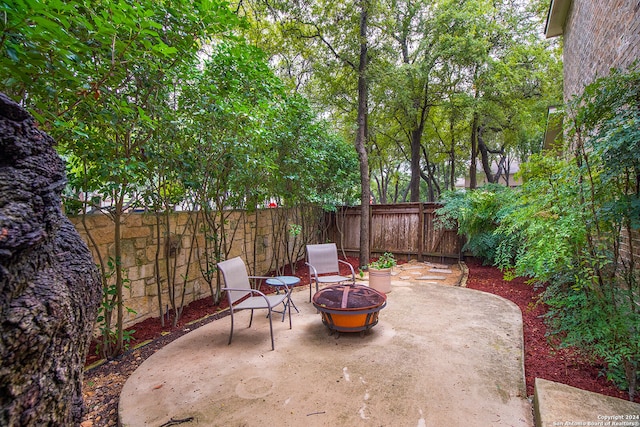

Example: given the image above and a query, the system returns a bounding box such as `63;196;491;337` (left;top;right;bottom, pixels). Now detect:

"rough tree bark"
477;124;506;184
356;0;371;268
0;93;102;425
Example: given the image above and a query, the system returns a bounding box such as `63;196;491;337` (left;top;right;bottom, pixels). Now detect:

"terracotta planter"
368;267;392;293
312;284;387;334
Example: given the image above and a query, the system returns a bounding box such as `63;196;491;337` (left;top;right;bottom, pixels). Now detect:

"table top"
265;276;301;286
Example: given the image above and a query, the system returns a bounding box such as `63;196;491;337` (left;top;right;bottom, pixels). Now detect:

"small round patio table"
266;276;301;321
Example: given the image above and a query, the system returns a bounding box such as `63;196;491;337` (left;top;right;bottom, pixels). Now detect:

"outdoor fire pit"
312;284;387;335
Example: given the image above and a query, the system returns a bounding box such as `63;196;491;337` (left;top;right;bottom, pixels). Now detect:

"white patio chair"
306;243;355;302
218;257;292;351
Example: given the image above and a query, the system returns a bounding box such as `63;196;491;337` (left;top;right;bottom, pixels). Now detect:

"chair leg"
312;281;321;312
268;309;275;351
309;279;321;302
249;309;254;328
228;309;234;345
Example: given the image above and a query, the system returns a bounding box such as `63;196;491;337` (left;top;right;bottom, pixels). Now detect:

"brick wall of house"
69;208;309;331
561;0;640;265
563;0;640;101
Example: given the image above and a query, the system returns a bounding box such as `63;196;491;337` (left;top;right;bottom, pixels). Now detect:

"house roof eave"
544;0;572;38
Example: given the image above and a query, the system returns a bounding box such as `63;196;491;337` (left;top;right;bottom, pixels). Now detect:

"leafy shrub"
437;183;520;265
368;252;397;269
438;66;640;400
500;66;640;400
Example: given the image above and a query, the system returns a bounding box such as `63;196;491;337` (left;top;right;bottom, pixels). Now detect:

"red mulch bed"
86;256;638;403
464;257;638;402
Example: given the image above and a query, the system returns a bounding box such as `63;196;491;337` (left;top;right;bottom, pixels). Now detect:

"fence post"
418;203;425;262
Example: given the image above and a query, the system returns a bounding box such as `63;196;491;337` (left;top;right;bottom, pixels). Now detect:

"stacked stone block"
68;209;295;330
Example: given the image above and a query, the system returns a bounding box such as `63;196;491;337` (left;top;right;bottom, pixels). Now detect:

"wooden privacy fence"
326;203;462;263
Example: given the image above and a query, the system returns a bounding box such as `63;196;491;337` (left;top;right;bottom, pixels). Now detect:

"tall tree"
355;0;371;266
244;0;372;264
459;0;561;187
377;0;438;202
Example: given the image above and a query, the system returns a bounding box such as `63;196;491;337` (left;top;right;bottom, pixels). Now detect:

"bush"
437;183;520;265
500;66;640;400
437;67;640;400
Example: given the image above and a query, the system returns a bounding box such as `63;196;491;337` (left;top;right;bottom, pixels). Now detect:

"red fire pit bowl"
312;284;387;334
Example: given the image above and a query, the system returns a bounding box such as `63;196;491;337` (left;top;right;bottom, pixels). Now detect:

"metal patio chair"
218;257;292;351
306;243;355;302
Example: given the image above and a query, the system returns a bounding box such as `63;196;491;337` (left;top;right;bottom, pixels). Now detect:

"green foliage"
497;66;640;400
437;184;519;265
176;40;358;212
2;0;359;357
495;153;586;282
369;252;396;270
439;63;640;402
543;279;640;395
95;258;137;358
1;0;242;126
172;38;358;302
366;0;560;200
289;224;302;237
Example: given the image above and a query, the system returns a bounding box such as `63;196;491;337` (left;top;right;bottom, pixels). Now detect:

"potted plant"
367;252;396;293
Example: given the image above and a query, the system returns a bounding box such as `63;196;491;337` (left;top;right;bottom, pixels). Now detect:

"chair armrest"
305;262;319;282
221;287;282;309
338;259;356;280
221;287;270;298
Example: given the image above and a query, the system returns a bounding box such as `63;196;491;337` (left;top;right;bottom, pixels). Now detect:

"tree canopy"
241;0;562;200
1;0;561;212
2;0;561;357
1;0;359;357
1;0;359;211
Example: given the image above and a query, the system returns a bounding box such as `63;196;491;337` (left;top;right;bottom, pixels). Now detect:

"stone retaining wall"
68;208;311;330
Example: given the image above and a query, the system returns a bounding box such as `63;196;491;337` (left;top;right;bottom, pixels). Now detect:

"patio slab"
534;378;640;427
119;276;533;427
429;268;453;274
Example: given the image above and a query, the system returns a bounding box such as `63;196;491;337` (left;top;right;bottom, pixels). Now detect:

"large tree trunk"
0;93;102;425
449;116;456;191
356;0;370;268
397;23;429;203
477;124;506;184
408;85;430;202
409;127;422;202
469;112;479;189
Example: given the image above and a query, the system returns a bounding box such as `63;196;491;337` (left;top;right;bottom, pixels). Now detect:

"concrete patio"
119;262;535;426
118;262;639;426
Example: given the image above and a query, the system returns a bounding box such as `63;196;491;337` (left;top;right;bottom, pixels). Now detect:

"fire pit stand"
312;284;387;336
